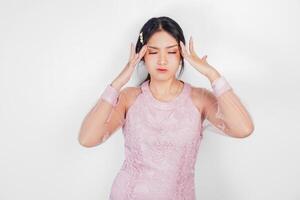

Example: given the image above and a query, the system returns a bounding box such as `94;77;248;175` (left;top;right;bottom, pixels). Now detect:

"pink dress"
80;76;253;199
109;80;204;200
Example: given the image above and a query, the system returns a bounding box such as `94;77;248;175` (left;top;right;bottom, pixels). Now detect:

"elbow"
77;123;100;148
78;135;93;148
78;138;94;148
237;124;255;138
78;133;100;148
78;130;109;148
228;123;254;138
78;127;93;147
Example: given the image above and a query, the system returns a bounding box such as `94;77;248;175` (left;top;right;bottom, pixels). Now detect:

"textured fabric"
201;77;253;137
100;84;120;107
109;80;203;200
98;77;254;199
211;76;232;97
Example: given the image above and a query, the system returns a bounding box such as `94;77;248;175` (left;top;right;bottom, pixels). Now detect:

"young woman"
78;16;254;200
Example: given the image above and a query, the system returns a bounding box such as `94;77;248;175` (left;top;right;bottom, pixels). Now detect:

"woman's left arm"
202;71;255;138
179;37;254;138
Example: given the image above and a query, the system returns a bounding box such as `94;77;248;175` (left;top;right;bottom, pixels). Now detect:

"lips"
157;68;167;72
157;66;168;71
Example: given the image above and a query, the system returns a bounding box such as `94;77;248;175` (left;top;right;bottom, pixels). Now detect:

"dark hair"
135;16;186;86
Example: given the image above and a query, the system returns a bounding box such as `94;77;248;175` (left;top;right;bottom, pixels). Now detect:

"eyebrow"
147;44;178;49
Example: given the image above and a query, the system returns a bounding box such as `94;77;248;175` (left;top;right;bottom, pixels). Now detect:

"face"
143;31;181;81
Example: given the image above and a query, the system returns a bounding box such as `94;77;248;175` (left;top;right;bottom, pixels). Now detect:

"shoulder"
120;86;142;99
120;86;142;111
189;85;217;112
190;86;205;110
190;85;216;101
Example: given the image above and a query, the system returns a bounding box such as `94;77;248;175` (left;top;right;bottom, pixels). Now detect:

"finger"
139;45;148;58
189;36;196;55
132;53;139;63
129;45;148;67
133;45;147;63
133;53;142;66
128;52;138;64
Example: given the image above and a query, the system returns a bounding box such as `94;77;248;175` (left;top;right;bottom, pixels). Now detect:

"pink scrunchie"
212;76;232;97
100;84;120;106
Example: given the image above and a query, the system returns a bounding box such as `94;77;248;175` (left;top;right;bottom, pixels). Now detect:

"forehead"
147;31;178;49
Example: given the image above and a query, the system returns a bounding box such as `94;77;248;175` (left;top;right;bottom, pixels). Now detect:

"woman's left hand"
179;36;217;78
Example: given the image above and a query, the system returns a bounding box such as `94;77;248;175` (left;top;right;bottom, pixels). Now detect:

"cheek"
144;55;156;68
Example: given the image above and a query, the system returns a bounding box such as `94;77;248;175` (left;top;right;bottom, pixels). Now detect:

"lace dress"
80;76;254;199
109;80;204;200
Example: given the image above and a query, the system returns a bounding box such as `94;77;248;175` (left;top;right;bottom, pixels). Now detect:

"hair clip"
139;32;144;44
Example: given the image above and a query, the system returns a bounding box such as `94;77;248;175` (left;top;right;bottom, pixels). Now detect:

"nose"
158;52;167;65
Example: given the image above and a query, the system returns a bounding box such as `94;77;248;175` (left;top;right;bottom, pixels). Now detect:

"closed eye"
149;52;177;54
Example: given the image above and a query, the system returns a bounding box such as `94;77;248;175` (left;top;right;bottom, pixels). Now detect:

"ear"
179;42;185;57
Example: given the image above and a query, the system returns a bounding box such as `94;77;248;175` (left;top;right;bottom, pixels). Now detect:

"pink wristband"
100;84;120;106
212;76;232;97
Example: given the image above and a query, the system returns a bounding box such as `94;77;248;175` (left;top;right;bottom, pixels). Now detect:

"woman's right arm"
78;81;128;147
78;43;148;148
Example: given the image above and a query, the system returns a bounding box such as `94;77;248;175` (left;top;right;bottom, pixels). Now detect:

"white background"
1;0;299;199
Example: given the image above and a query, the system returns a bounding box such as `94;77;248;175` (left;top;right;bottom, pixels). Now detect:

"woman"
78;16;254;200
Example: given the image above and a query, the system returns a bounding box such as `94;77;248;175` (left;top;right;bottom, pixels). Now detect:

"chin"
150;73;175;81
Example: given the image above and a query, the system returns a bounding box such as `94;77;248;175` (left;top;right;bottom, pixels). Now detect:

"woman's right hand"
111;43;148;90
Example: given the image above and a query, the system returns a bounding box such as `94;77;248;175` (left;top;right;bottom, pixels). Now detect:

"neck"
148;77;183;96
